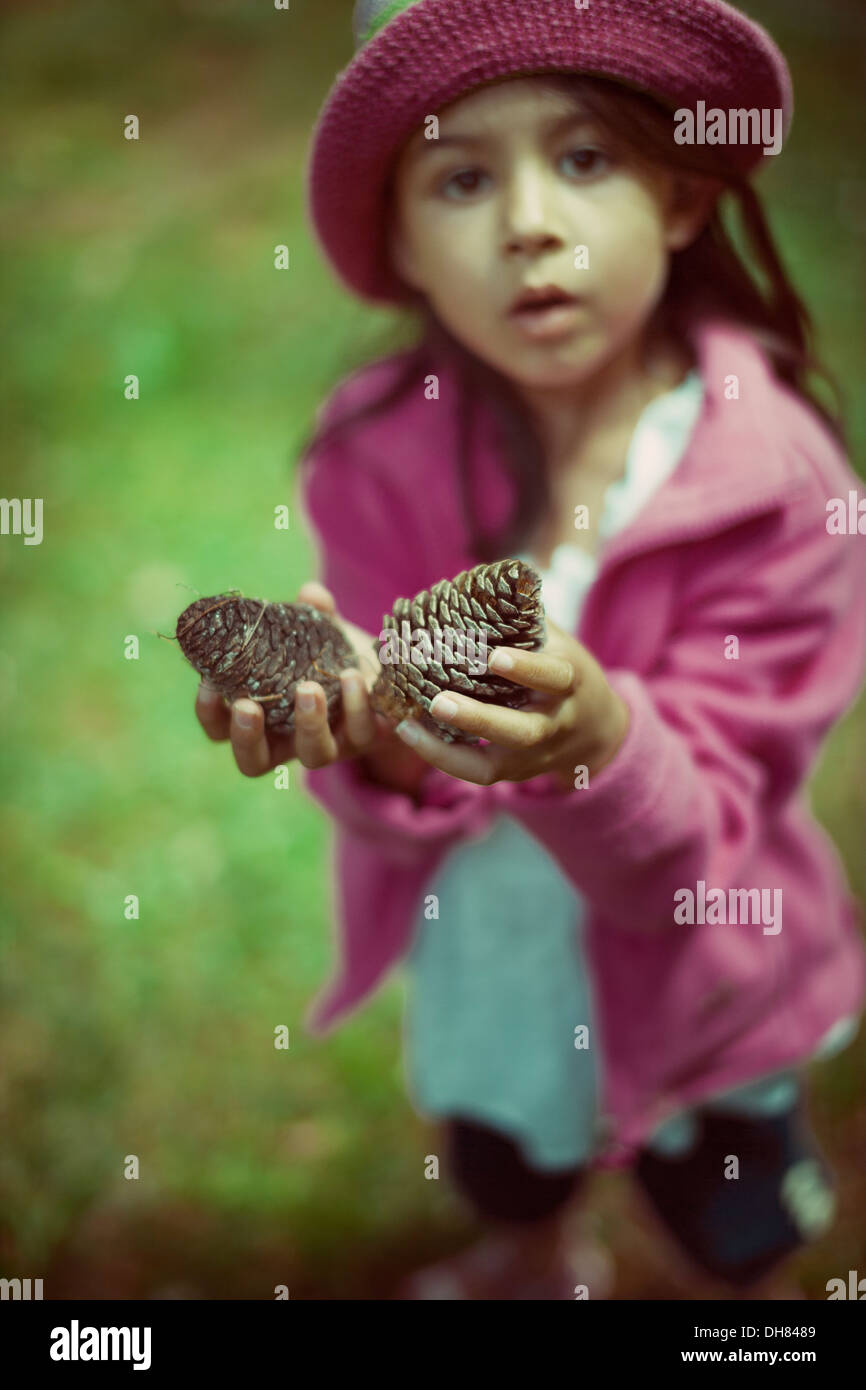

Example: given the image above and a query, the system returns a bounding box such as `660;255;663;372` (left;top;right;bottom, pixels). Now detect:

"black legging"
445;1090;837;1288
446;1116;589;1223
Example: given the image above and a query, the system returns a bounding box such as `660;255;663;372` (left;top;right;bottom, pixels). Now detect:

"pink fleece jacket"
294;316;866;1169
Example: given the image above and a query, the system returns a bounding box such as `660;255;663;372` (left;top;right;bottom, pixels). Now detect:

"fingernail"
234;703;256;729
395;719;420;745
430;695;458;719
488;649;513;672
296;687;316;712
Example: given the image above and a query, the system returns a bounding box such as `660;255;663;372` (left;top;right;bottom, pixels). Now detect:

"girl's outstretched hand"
194;581;429;791
392;616;631;790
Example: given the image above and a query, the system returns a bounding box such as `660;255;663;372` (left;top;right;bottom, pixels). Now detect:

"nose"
501;160;566;258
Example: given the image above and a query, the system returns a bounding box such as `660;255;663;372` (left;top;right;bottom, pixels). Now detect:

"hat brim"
307;0;793;304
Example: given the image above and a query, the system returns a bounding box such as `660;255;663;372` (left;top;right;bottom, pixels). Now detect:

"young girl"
198;0;866;1298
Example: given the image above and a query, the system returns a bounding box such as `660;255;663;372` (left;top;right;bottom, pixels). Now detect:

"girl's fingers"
293;682;339;768
427;691;554;749
338;668;377;750
487;647;575;695
394;719;502;785
298;581;336;614
196;680;231;741
230;699;285;777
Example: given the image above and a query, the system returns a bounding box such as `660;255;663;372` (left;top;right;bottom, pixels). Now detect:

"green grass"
1;0;864;1296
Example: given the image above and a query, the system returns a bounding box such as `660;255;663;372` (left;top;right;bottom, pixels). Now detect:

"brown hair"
300;74;846;563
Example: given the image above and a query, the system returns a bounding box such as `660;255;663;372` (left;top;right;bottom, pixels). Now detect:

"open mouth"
508;285;583;339
509;285;579;315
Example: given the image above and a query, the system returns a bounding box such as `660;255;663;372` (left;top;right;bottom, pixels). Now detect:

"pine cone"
176;594;359;735
368;558;546;745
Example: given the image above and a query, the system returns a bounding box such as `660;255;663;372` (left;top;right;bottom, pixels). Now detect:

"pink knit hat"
306;0;793;305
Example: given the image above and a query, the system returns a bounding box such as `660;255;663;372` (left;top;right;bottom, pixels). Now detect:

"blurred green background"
1;0;864;1299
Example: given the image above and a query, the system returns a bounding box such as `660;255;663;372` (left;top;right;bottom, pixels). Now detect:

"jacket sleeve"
491;484;866;929
294;392;495;863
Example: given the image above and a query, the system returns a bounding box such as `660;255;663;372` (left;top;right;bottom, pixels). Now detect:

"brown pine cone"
368;558;546;745
176;594;360;735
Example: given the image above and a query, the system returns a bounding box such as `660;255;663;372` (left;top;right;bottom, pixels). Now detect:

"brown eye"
560;146;610;178
441;167;490;198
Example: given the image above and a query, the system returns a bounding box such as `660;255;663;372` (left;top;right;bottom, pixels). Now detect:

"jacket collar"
574;317;815;579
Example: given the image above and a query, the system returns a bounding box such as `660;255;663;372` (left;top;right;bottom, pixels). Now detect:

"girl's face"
387;76;710;393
